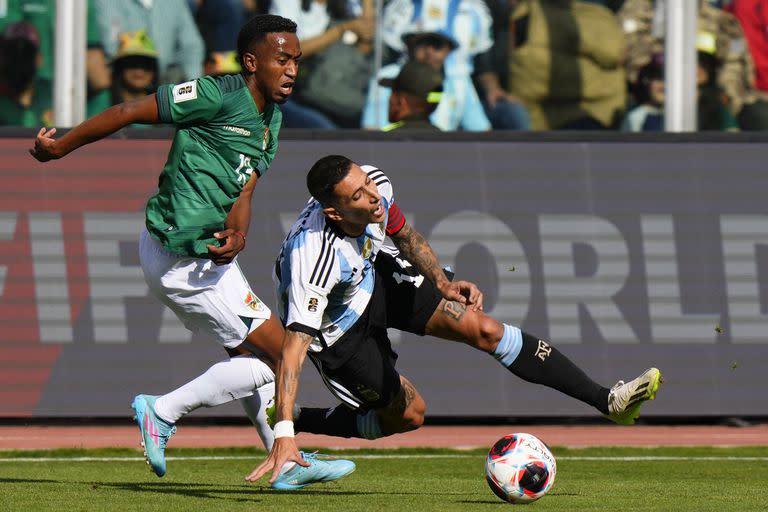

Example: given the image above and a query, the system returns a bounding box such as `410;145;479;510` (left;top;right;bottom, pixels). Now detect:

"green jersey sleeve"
155;76;223;125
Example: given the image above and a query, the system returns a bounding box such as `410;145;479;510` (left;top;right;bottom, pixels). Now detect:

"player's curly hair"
236;14;297;67
307;155;354;207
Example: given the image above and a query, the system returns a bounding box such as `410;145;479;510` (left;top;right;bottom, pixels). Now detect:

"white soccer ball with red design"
485;432;557;504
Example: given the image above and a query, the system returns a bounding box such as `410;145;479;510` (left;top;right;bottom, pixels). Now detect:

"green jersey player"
29;14;355;490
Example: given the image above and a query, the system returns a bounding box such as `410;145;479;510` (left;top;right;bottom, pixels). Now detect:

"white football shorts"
139;229;272;348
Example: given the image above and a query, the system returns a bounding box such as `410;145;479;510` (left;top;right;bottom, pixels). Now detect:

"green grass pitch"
1;446;767;511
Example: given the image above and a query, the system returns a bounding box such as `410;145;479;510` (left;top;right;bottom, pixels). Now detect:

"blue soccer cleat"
271;452;356;490
131;394;176;477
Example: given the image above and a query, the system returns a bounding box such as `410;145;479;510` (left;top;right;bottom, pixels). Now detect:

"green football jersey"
146;73;282;257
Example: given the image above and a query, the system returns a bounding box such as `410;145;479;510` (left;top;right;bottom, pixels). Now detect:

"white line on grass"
1;455;767;462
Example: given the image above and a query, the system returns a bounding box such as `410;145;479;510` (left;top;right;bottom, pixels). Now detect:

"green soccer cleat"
607;367;663;425
271;452;356;490
265;398;301;429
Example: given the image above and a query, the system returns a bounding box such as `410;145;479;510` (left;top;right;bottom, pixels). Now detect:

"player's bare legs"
424;299;661;423
424;299;503;352
375;376;426;435
240;313;285;369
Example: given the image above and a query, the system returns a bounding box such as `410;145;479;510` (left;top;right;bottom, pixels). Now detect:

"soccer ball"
485;432;556;504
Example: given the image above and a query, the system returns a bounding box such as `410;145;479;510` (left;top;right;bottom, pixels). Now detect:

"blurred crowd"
1;0;766;131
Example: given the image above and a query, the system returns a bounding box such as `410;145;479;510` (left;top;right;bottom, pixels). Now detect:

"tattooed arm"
390;221;484;310
246;328;314;483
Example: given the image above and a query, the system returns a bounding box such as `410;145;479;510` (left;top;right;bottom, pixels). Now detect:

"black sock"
507;332;610;415
294;405;362;438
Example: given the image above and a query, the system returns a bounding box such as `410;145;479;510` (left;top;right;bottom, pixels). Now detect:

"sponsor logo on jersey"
362;238;372;259
244;291;265;311
262;127;270;150
172;81;197;103
224;125;251;136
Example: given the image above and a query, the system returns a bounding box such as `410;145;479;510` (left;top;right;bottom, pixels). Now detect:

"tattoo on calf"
402;379;416;405
442;300;466;322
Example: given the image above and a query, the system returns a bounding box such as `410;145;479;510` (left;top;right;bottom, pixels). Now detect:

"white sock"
153;355;275;424
239;381;276;451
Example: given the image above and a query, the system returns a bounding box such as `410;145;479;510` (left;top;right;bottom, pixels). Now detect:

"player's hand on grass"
437;280;484;312
245;437;309;484
207;229;245;265
29;127;61;162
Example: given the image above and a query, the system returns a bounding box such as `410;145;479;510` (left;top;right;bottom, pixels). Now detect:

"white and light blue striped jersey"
273;166;406;352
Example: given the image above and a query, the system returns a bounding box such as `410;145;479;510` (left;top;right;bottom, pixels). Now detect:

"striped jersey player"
251;154;662;484
275;165;406;354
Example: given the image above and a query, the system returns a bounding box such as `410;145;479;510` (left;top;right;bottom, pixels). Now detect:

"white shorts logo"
172;81;198;103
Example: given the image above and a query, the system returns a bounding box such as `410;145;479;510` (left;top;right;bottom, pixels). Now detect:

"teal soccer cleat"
131;394;176;477
271;452;356;490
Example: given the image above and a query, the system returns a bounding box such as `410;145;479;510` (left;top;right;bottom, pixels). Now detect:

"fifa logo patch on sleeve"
172;81;198;103
307;297;319;312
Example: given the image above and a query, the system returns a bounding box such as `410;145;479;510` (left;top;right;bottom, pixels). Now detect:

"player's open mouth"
372;203;383;216
279;82;294;94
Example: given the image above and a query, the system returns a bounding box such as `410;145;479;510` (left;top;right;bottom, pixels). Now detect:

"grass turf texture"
1;447;767;511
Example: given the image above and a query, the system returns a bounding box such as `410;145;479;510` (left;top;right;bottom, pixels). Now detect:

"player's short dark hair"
307;155;354;207
236;14;297;67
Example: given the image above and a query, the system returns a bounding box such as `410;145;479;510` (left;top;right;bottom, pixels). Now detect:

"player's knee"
474;314;505;353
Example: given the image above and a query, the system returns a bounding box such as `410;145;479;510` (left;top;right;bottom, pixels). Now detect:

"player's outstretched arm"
29;94;160;162
390;221;484;310
245;328;313;483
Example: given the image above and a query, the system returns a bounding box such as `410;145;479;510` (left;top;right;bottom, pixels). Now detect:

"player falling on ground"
28;15;354;489
246;155;663;484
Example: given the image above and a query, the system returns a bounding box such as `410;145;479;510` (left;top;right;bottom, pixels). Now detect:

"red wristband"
233;230;246;244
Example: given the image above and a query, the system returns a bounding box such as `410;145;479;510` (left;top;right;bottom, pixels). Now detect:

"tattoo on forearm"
441;300;466;322
277;330;314;420
282;368;296;396
395;224;442;282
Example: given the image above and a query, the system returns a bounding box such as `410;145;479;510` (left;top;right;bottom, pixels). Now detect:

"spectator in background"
269;0;375;128
621;48;738;132
621;53;664;131
475;0;533;130
724;0;768;129
94;0;204;84
379;60;444;130
502;0;627;130
362;28;496;131
0;0;111;117
381;0;496;131
0;21;53;127
204;50;242;77
110;31;159;114
619;0;768;130
696;37;740;130
188;0;248;53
